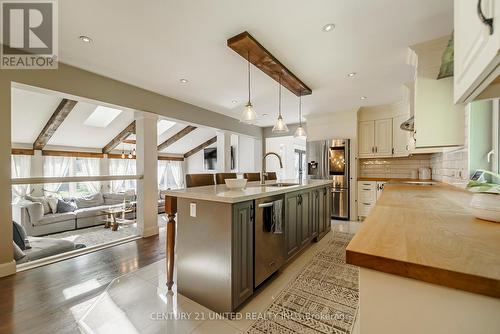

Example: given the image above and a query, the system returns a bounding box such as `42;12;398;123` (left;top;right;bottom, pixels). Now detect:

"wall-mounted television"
204;148;217;170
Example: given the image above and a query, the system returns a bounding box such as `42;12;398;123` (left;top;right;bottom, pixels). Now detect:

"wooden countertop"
346;182;500;298
358;177;433;182
163;179;332;203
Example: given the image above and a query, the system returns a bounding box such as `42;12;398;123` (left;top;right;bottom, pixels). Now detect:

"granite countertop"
358;177;433;182
162;179;332;203
346;182;500;298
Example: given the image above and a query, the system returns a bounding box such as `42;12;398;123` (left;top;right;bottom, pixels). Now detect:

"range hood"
400;116;414;132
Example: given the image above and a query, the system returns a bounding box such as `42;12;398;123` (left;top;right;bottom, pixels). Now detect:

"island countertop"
346;181;500;298
162;179;332;203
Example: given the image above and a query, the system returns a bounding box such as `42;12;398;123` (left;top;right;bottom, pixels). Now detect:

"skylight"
84;106;123;128
157;119;176;136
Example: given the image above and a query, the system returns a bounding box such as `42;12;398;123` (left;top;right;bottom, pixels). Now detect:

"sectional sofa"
12;192;166;237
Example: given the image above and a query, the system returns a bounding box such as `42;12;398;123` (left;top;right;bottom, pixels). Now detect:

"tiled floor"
79;220;363;334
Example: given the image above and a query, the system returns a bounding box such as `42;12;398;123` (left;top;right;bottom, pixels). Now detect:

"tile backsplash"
431;148;469;188
359;155;432;179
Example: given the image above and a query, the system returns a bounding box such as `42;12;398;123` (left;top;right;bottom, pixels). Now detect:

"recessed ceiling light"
79;35;92;43
347;72;357;77
232;100;238;104
179;79;189;84
360;96;367;100
322;23;335;32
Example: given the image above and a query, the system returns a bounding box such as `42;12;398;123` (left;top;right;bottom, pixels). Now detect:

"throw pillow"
13;242;26;262
25;195;51;215
25;202;44;222
57;199;77;213
12;221;26;250
75;193;104;209
47;197;59;214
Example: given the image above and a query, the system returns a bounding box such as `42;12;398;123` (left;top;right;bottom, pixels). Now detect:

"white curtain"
78;158;100;193
11;155;31;201
171;161;185;189
43;156;72;193
109;158;136;193
158;160;169;190
158;160;184;190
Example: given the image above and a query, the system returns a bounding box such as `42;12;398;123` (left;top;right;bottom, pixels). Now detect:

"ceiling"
11;87;217;155
58;0;453;126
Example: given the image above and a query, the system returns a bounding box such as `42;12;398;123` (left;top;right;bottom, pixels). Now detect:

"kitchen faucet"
261;152;283;185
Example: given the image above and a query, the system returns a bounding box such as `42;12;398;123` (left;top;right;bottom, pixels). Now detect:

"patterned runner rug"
246;231;359;334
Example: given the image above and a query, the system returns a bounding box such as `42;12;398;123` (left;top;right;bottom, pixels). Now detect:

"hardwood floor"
0;232;165;334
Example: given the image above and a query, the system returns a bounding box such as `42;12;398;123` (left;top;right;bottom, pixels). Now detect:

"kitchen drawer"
358;202;374;217
358;181;376;190
358;181;376;202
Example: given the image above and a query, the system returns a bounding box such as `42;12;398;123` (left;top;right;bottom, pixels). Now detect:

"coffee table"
101;207;135;231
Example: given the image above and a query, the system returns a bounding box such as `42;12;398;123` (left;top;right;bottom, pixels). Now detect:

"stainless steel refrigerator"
306;139;350;220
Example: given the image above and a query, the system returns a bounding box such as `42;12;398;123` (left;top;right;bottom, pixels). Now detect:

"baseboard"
0;260;16;278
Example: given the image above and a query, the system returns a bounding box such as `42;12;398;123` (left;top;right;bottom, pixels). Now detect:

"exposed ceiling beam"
158;125;197;152
33;99;78;150
122;139;136;145
12;148;34;156
102;121;136;154
184;136;217;158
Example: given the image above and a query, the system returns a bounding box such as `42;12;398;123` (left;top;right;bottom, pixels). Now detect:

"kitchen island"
347;182;500;334
162;179;332;312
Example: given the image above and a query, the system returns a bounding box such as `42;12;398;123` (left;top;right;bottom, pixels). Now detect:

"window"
43;156;100;197
11;154;31;202
158;160;184;190
109;158;136;193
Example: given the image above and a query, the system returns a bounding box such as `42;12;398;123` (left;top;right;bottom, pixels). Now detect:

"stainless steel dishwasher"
254;195;285;288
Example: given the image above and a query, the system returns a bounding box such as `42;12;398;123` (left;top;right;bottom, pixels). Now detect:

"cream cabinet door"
392;114;411;157
358;121;375;158
374;119;393;157
454;0;500;103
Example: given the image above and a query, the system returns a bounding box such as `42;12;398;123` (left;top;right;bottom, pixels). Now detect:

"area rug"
246;231;359;334
47;224;140;248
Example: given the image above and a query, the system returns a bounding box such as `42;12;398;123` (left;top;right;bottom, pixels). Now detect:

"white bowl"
470;193;500;223
225;178;247;190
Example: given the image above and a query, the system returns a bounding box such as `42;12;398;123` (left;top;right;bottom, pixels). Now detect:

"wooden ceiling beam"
227;31;312;97
122;139;136;145
33;99;78;150
158;125;197;151
184;136;217;158
12;148;34;156
102;121;136;154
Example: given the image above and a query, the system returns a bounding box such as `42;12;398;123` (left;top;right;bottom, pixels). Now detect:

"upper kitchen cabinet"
454;0;500;103
410;37;465;148
357;101;411;158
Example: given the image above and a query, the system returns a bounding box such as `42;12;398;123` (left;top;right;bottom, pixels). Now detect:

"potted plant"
466;171;500;223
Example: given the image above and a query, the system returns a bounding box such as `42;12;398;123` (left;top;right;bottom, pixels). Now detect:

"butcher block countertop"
346;182;500;298
358;177;433;182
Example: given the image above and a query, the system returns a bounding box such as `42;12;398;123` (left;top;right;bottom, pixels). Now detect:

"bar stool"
215;173;237;185
185;173;215;188
243;172;260;182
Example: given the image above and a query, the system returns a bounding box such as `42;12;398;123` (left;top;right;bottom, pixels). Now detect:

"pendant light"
121;143;126;159
272;75;289;133
239;51;257;124
294;94;307;138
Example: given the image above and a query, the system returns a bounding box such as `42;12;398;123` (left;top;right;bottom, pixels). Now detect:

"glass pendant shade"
272;115;289;133
240;102;257;124
239;52;258;124
294;125;307;138
294;94;307;138
272;75;289;134
121;152;125;159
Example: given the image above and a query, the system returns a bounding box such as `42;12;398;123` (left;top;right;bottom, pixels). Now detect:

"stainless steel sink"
267;183;300;187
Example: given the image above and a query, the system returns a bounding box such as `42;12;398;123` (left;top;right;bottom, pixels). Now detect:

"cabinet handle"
406;144;409;151
375;146;378;153
362;188;371;191
362;203;371;205
477;0;494;35
392;148;394;155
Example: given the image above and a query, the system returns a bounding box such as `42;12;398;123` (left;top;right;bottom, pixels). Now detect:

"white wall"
265;136;306;179
238;135;261;173
186;143;217;174
305;109;358;220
